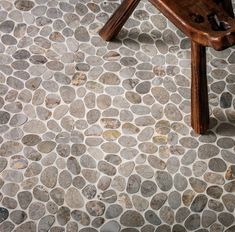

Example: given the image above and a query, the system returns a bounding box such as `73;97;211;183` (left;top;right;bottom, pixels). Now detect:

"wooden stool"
99;0;235;134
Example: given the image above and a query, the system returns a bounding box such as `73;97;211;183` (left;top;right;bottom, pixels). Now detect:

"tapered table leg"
99;0;141;41
191;40;209;134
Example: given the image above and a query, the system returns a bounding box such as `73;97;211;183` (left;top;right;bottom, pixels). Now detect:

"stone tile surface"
0;0;235;231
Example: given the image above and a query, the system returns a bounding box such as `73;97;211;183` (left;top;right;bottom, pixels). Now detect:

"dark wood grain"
191;41;209;134
99;0;141;41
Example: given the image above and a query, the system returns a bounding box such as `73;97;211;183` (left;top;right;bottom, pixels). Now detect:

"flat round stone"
192;161;207;177
2;169;23;183
204;172;225;185
98;161;116;176
0;20;15;33
10;210;27;224
0;157;7;172
0;221;14;232
141;180;157;198
150;193;167;210
126;174;141;194
71;210;90;226
155;171;173;191
189;177;207;193
198;144;220;159
29;202;45;220
184;214;200;230
2;182;19;197
10;155;28;169
174;173;188;191
182;190;195;206
33;185;49;202
136;165;154;179
70;99;85;118
224;180;235;192
0;111;10;124
65;187;84;208
82;184;96;199
175;207;190;223
86;201;105;216
222;194;235;212
209;158;227;172
160;206;174;225
216;123;235;136
75;26;89;42
132;195;148;212
38;215;55;232
105;204;123;219
100;221;120;232
218;212;234;227
168;191;181;209
97;176;111;191
24;162;42;177
66;222;78;232
23;120;46;134
40;167;58;188
120;210;145;227
100;189;117;203
145;210;161;226
37;141;56;153
0;207;9;223
58;170;72;188
56;206;70;226
118;161;135;177
190;194;208;212
17;191;32;209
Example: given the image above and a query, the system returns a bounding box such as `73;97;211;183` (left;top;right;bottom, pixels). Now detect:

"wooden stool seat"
149;0;235;50
99;0;235;134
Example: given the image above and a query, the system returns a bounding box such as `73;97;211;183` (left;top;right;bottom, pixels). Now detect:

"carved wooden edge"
149;0;235;50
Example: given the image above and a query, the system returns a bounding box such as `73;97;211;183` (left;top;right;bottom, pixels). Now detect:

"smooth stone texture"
71;210;90;226
28;202;45;220
38;215;55;232
86;201;105;216
120;210;145;227
160;206;174;225
0;207;9;223
184;214;200;230
40;167;58;188
155;171;173;191
100;221;120;232
190;194;208;212
145;210;161;226
56;206;70;226
126;174;141;194
150;193;167;210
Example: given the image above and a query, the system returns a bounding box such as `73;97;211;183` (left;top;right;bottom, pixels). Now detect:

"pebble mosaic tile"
0;0;235;231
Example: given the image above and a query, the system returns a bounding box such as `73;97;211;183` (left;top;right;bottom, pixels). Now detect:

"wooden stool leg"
99;0;141;41
222;0;234;18
191;40;209;134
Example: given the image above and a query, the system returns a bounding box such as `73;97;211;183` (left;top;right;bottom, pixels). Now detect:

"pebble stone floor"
1;0;235;231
